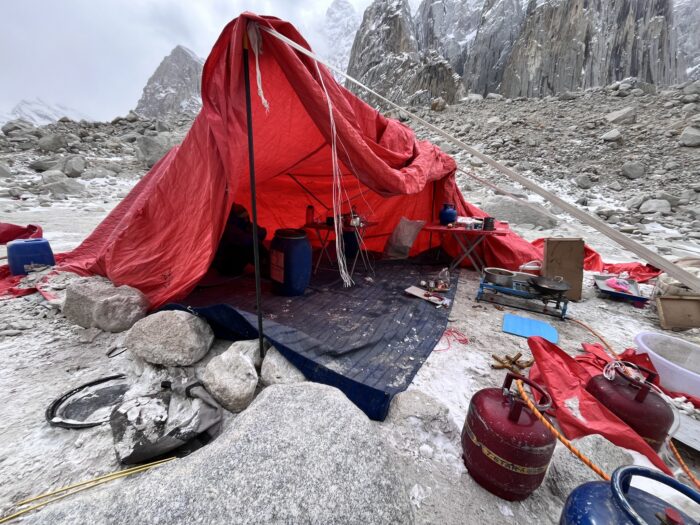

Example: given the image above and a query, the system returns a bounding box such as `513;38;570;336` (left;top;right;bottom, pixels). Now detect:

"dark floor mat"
165;261;458;420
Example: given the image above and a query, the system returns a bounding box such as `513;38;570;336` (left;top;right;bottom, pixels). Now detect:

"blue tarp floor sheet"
165;260;458;420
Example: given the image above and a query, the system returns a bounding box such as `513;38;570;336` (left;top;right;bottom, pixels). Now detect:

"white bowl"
634;332;700;398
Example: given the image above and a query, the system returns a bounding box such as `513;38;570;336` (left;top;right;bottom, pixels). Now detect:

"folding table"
304;221;378;276
421;222;509;272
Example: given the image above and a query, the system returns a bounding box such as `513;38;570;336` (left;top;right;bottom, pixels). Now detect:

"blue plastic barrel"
270;229;312;296
7;238;55;276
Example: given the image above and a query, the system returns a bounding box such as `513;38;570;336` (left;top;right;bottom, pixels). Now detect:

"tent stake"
243;31;265;357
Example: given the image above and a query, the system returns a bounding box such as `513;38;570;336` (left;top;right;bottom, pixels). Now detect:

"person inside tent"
211;203;268;276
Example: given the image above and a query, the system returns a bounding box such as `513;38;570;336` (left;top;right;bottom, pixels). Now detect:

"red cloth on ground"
0;223;42;244
531;238;661;282
528;336;672;474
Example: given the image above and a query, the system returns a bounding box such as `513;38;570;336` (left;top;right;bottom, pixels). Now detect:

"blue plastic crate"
7;238;55;275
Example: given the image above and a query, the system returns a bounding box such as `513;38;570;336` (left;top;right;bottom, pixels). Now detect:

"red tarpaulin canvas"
0;14;659;307
22;14;539;307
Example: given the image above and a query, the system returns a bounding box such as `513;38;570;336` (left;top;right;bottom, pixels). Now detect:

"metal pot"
484;268;515;288
528;275;571;295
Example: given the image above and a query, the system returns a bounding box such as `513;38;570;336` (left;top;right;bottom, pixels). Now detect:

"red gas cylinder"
461;373;556;501
585;362;673;452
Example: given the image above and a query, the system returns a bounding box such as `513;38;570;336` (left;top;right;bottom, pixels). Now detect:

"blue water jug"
439;203;458;225
559;466;700;524
7;238;55;275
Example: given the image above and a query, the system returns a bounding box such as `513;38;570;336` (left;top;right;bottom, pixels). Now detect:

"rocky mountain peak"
348;0;418;78
500;0;683;98
347;0;462;106
462;0;526;96
134;45;203;119
414;0;483;75
322;0;362;80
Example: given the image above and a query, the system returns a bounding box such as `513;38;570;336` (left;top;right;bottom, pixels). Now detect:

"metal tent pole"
243;31;265;356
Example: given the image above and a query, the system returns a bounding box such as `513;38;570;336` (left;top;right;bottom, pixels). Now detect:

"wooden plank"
656;296;700;330
542;238;584;301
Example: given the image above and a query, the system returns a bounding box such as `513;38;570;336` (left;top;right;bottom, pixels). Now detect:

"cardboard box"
656;296;700;330
542;238;584;301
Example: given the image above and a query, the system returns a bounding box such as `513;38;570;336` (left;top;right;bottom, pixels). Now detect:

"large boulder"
0;162;12;178
544;434;633;503
135;134;174;167
63;276;149;333
81;167;116;180
125;310;214;366
202;348;258;412
621;161;645;179
605;106;637;124
680;126;700;147
639;199;672;214
60;155;86;178
260;347;306;386
41;178;85;197
29;156;60;172
225;339;265;369
41;169;69;184
32;383;414;524
480;195;559;229
37;133;68;152
1;118;34;136
601;129;622;142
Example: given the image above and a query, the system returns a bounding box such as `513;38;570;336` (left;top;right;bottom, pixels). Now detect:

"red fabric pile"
528;336;673;475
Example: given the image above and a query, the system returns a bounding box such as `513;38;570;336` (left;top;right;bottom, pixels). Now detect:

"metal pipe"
243;30;265;356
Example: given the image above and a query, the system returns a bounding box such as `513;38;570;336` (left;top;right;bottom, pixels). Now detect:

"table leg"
313;229;333;274
350;227;374;278
449;235;486;273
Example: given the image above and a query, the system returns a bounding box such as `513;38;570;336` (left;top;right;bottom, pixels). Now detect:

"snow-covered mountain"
322;0;361;80
0;98;92;126
134;45;204;119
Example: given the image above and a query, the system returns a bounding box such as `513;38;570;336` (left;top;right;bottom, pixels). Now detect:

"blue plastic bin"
7;238;55;275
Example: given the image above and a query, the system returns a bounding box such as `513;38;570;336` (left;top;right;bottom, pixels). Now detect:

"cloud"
0;0;379;121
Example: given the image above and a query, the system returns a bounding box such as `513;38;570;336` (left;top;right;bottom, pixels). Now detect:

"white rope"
314;59;353;287
258;24;700;293
247;23;269;112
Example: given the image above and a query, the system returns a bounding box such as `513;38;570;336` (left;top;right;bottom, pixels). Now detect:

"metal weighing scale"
476;272;570;319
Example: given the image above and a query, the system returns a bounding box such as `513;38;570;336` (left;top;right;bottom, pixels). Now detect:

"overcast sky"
0;0;419;121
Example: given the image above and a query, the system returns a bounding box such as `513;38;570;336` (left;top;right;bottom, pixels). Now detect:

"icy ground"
1;200;700;522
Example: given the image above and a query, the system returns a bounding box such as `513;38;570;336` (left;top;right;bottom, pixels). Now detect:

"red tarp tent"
38;13;540;307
